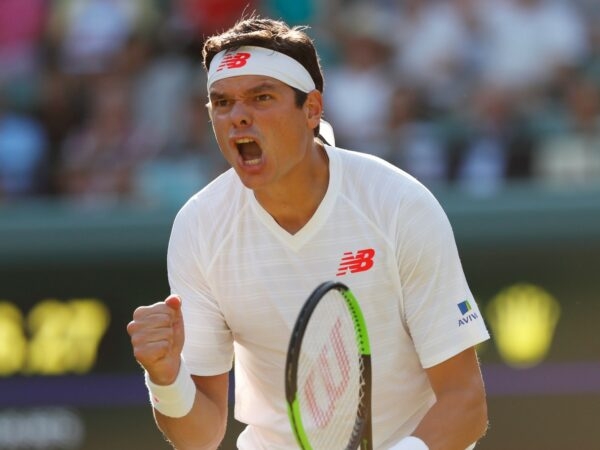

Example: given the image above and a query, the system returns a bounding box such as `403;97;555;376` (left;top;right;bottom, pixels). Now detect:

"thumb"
165;294;182;311
165;295;185;350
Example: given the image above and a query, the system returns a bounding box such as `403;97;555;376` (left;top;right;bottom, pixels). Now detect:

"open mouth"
235;138;263;166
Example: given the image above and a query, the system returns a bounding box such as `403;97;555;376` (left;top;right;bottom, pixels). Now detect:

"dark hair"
203;15;324;136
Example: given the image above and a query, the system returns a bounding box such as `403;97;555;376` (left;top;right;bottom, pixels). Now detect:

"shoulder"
171;168;246;237
329;146;451;235
330;145;435;205
331;145;412;179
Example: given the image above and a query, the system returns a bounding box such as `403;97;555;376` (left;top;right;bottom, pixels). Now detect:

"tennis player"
127;15;489;450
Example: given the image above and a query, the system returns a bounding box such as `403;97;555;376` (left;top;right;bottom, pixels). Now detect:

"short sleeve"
397;190;489;368
167;206;234;375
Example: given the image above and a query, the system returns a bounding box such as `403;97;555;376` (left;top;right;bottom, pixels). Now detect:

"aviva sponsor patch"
457;300;479;326
458;300;472;315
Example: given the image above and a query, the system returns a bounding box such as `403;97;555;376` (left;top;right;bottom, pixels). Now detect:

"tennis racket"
285;281;372;450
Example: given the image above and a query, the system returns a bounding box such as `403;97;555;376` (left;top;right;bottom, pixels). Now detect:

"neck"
255;143;329;234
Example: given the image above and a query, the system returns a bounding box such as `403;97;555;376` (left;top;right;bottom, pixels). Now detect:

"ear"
205;101;214;122
304;90;323;130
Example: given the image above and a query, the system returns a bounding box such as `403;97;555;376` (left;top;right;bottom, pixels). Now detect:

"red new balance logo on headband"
336;248;375;276
217;52;251;71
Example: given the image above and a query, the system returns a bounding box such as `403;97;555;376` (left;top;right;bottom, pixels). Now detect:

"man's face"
208;75;321;192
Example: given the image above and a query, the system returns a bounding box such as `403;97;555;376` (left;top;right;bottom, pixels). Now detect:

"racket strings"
296;290;363;449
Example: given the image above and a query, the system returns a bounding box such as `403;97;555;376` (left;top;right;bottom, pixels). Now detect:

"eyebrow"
209;81;280;101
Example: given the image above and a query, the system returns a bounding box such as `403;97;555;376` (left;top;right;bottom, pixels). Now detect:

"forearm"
411;387;487;450
155;389;228;450
128;297;229;449
146;367;230;450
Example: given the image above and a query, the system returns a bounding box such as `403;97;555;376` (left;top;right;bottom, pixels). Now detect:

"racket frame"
285;281;373;450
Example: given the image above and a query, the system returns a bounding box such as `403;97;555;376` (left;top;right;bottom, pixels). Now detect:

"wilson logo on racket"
304;318;351;428
285;281;373;449
336;249;375;276
217;51;251;71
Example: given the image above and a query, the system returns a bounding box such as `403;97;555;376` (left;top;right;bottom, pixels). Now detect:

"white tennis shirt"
167;145;489;449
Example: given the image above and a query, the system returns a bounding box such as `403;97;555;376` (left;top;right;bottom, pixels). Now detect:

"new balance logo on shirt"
336;248;375;276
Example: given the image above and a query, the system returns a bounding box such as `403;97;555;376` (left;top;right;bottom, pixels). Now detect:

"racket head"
285;281;372;450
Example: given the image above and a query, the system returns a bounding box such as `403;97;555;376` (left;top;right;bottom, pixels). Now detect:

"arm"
393;187;489;449
155;372;229;450
411;347;488;450
127;295;229;450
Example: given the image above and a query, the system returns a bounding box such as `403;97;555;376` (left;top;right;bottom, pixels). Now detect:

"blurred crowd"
1;0;600;206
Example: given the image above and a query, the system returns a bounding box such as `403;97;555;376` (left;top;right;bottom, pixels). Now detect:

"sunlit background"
0;1;599;449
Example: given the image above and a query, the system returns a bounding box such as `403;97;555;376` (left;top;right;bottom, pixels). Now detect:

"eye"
255;94;272;102
214;98;231;108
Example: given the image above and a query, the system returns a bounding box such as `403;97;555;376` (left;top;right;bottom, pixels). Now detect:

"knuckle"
126;320;137;335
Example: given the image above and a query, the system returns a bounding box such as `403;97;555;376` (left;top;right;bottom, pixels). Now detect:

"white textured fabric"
207;46;315;93
389;437;476;449
167;146;489;449
388;436;428;450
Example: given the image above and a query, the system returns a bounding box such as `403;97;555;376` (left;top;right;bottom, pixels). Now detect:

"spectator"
0;88;49;199
129;30;200;151
579;11;600;84
532;75;600;186
391;0;476;111
56;76;159;203
455;84;533;195
324;3;395;155
261;0;317;25
172;0;258;38
2;0;600;207
134;85;227;207
46;0;160;75
385;83;450;187
478;0;589;94
0;0;48;110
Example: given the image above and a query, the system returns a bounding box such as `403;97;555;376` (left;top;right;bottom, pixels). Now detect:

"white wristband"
389;436;429;450
145;360;196;418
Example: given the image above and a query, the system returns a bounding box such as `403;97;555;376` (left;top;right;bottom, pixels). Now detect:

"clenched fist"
127;295;185;385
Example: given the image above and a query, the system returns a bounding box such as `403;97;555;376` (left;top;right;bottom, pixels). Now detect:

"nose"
229;100;251;127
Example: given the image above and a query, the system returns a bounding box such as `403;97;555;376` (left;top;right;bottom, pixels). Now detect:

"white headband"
207;46;316;93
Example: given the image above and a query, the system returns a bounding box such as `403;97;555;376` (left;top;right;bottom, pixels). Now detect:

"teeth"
235;138;254;144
